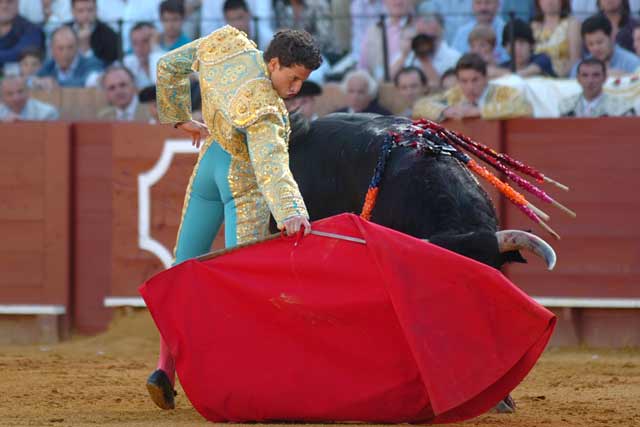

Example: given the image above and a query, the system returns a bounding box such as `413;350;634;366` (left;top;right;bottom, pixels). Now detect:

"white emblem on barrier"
138;139;199;269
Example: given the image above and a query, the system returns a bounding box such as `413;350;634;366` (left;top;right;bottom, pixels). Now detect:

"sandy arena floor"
1;311;639;427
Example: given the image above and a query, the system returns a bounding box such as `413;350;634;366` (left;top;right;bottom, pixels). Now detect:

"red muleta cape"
140;213;555;424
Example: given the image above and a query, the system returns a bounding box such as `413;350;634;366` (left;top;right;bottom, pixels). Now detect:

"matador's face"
267;58;312;99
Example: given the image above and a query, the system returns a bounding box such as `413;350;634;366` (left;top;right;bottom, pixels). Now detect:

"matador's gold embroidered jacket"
156;25;308;228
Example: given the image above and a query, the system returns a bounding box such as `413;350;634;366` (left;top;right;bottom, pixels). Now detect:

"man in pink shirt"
358;0;416;80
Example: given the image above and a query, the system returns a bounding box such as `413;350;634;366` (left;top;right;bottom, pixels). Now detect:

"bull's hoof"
493;394;516;414
146;369;177;410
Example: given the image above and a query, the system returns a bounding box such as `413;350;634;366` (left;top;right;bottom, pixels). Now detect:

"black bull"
277;112;528;270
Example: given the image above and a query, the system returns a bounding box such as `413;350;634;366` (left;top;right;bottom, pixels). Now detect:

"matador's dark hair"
263;29;322;70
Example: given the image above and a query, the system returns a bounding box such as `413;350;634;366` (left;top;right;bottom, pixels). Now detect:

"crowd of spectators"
1;0;640;123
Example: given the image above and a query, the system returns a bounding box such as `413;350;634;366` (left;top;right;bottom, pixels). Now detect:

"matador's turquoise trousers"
172;141;269;265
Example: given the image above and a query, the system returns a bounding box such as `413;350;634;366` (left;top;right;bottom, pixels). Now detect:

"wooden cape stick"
195;233;282;262
195;230;368;263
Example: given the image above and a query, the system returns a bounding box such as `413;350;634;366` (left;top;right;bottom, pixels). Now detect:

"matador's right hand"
176;119;211;149
283;215;311;236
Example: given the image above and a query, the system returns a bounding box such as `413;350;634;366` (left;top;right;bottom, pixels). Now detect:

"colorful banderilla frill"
360;118;575;240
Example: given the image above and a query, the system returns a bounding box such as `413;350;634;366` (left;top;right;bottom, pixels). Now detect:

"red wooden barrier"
503;118;640;299
0;123;70;306
72;123;114;334
2;118;639;345
443;119;505;219
0;123;70;343
503;118;640;347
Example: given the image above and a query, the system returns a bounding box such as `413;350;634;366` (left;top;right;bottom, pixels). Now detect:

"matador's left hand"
176;119;211;148
283;215;311;236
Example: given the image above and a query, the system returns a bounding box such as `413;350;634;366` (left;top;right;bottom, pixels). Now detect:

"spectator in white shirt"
0;75;59;122
350;0;386;61
560;57;637;116
96;0;161;53
19;0;72;38
123;22;164;89
390;13;461;90
359;0;417;81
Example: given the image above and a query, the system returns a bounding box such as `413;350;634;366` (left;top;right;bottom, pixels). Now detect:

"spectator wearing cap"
413;53;533;122
394;66;428;117
390;13;461;90
138;84;159;123
158;0;191;52
334;69;392;115
0;0;44;69
284;80;322;121
98;65;150;121
123;22;164;89
570;14;640;77
560;57;636;116
66;0;120;66
451;0;509;63
497;18;556;77
0;75;58;122
597;0;639;53
35;26;104;88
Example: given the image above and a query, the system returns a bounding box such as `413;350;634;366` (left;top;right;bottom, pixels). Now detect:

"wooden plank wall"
503;118;640;299
442;119;504;220
0;123;70;306
72;123;114;334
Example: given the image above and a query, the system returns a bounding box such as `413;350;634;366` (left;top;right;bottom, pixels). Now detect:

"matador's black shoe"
146;369;177;410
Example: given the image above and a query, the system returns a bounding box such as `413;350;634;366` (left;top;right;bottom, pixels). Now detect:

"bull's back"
288;113;498;238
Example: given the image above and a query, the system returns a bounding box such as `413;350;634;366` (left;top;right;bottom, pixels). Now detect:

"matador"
145;26;322;410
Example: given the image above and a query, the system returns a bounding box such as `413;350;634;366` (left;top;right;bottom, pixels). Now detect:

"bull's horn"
496;230;557;271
